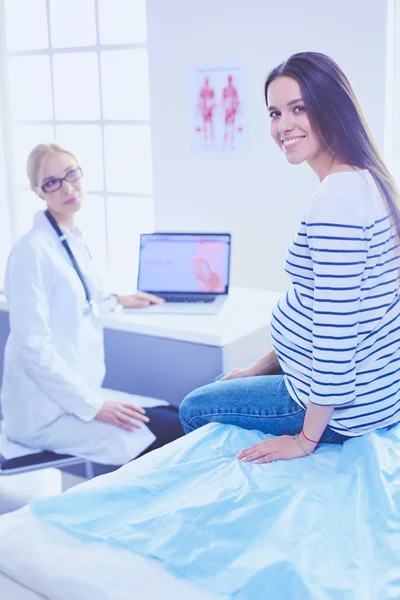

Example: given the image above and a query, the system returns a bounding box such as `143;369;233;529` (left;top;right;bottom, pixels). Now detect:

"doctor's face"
38;151;84;217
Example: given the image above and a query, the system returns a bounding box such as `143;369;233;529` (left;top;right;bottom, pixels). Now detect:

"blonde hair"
26;143;78;193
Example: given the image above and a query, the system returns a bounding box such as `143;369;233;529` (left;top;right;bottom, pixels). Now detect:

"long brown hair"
265;52;400;241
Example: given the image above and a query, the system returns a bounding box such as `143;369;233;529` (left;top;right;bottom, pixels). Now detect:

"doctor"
1;143;183;465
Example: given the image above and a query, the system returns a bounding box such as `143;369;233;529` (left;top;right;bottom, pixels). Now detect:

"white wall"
147;0;390;292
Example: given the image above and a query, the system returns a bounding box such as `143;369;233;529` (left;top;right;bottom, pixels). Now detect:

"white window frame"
0;0;153;286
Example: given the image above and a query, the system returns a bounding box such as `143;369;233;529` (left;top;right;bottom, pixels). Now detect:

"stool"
0;427;94;478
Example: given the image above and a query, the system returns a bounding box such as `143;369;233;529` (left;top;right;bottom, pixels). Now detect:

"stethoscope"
44;209;100;318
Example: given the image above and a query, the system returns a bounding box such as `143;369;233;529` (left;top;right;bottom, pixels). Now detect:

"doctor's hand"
95;401;150;432
115;291;164;309
236;434;316;464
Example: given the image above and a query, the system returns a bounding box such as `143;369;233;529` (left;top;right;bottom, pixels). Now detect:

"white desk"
0;287;282;406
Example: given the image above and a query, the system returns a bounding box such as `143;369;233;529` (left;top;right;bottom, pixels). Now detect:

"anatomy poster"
191;66;247;155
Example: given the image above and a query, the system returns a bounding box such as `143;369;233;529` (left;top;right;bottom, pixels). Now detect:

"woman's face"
267;75;325;168
38;151;84;217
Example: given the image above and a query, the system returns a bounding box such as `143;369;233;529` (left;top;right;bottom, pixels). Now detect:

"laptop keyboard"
164;295;216;303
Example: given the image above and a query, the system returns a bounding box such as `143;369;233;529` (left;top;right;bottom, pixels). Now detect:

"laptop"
135;232;231;314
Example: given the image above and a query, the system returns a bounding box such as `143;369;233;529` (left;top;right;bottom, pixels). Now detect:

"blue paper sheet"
30;423;400;599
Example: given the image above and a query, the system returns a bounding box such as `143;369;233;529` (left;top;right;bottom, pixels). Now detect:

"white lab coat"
1;211;155;464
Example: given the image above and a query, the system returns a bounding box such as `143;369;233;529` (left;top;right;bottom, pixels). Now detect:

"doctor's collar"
35;210;83;238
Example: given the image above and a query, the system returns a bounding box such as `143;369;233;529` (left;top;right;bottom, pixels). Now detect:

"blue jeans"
179;374;350;444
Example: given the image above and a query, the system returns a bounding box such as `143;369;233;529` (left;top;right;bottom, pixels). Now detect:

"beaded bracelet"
293;434;312;456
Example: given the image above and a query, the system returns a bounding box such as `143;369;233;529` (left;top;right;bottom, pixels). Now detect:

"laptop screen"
137;233;231;294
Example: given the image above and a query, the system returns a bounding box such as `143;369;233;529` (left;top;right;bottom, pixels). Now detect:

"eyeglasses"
40;167;83;193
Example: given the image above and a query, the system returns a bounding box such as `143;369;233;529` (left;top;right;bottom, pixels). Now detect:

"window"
1;0;153;291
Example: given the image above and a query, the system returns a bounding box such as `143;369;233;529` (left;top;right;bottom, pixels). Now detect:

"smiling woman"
180;52;400;464
268;90;313;160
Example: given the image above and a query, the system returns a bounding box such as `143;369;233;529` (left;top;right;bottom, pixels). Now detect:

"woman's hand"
236;434;317;464
95;401;150;432
219;350;282;381
219;364;263;381
116;291;164;309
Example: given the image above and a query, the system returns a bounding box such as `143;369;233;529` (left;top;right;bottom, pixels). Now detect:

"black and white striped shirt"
271;170;400;436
